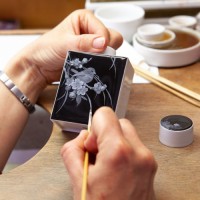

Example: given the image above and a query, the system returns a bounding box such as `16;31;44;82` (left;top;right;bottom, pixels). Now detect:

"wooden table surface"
0;31;199;199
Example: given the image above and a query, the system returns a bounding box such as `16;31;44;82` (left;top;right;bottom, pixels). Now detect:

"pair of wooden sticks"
81;109;92;200
133;64;200;108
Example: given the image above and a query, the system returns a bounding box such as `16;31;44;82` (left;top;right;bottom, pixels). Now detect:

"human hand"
4;9;122;102
6;9;122;84
61;107;157;200
27;9;123;83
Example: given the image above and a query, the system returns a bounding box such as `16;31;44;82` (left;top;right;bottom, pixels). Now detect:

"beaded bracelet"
0;71;35;114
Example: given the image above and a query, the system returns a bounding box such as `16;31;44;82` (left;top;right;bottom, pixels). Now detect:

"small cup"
169;15;197;29
137;23;166;41
95;4;145;43
196;12;200;31
136;29;176;49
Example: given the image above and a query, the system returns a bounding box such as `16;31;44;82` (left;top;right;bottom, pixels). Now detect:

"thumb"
71;34;107;53
84;107;122;153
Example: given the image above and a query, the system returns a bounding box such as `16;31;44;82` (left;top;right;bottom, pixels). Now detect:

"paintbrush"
81;109;92;200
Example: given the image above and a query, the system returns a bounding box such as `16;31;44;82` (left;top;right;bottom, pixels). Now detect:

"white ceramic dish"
136;29;176;49
133;27;200;67
137;23;166;41
95;4;145;43
169;15;197;29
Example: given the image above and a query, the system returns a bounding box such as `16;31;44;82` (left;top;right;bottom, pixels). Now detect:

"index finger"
82;10;110;38
70;10;123;49
84;12;123;49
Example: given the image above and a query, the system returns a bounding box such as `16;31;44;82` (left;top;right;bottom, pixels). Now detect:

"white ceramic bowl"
169;15;197;29
133;27;200;67
95;4;145;43
137;23;166;41
136;29;176;49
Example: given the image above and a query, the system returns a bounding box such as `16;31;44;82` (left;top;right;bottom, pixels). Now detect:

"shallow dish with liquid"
133;27;200;67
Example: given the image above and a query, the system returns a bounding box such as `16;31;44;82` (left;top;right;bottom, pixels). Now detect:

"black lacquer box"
51;51;134;132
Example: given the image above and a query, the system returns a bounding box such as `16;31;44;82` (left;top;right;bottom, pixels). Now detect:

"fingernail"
93;37;105;49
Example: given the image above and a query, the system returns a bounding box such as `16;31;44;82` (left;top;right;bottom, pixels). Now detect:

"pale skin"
0;9;122;171
61;107;157;200
0;9;157;200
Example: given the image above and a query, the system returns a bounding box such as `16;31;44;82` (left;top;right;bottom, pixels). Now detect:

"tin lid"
159;115;194;147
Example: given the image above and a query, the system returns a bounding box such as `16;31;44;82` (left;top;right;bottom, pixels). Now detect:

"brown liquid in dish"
163;29;199;50
158;32;172;41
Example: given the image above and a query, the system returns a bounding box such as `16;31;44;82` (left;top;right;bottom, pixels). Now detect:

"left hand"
6;9;123;87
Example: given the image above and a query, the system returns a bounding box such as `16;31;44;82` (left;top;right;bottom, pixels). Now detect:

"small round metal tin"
159;115;193;147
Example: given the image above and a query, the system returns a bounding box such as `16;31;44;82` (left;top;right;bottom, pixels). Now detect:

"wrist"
4;53;47;103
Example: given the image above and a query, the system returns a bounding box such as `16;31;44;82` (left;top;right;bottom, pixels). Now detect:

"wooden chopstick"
81;110;92;200
133;64;200;108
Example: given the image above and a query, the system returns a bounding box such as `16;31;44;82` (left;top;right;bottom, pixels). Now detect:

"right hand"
61;107;157;200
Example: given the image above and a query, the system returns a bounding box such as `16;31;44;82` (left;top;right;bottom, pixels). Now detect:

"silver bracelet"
0;71;35;114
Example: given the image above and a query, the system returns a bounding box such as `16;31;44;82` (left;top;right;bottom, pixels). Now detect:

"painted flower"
65;78;73;90
65;77;73;85
93;82;107;94
77;86;88;96
69;58;83;69
82;58;89;64
69;91;76;99
71;78;84;90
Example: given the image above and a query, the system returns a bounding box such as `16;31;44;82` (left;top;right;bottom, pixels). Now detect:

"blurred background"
0;0;85;29
0;0;199;29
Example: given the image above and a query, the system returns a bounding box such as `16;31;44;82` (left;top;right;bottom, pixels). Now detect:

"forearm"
0;51;46;172
0;81;29;171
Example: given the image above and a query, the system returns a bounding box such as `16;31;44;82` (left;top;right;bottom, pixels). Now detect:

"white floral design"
56;53;116;114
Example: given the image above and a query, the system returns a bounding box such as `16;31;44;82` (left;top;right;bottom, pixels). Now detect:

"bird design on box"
71;68;96;83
